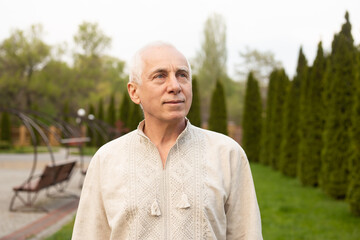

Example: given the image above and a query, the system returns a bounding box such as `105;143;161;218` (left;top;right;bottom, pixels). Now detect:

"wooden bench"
9;161;77;211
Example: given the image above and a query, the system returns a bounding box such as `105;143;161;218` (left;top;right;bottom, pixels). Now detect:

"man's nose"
167;74;181;94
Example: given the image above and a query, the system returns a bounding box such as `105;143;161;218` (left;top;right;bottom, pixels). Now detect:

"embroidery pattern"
127;126;210;239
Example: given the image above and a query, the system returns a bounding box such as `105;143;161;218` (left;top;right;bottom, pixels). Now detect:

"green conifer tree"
347;55;360;214
96;98;105;147
127;103;143;131
298;42;326;186
279;48;307;176
297;65;312;176
242;72;262;162
107;94;116;127
97;98;104;121
87;104;96;146
0;112;12;147
187;76;202;127
119;91;131;131
320;12;357;198
260;70;278;165
31;103;41;145
208;80;228;135
269;69;289;170
62;100;70;124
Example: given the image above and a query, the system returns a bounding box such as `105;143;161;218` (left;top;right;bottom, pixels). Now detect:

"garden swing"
1;108;78;212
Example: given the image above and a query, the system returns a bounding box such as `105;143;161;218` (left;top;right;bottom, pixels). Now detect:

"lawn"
45;217;75;240
251;162;360;240
46;162;360;239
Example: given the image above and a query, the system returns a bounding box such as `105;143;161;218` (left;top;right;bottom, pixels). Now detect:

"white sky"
0;0;359;79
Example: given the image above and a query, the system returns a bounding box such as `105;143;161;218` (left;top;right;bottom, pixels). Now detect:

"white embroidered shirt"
72;121;262;240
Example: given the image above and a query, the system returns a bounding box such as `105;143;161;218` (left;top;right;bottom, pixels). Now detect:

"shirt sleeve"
225;147;263;240
72;152;111;240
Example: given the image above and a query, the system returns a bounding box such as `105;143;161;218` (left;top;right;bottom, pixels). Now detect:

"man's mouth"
163;100;185;104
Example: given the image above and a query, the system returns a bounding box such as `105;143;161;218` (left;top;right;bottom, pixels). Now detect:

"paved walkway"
0;149;92;240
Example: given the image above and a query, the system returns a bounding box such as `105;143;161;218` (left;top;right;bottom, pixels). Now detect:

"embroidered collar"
136;118;191;144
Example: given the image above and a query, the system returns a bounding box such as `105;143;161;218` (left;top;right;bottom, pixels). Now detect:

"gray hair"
129;41;192;84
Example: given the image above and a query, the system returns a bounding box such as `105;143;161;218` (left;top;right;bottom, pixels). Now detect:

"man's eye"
155;74;165;79
178;73;188;78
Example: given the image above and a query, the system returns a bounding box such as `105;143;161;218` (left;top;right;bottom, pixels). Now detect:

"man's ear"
127;82;141;104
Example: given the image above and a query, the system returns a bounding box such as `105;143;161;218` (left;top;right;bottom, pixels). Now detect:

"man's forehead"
143;45;186;61
142;46;189;71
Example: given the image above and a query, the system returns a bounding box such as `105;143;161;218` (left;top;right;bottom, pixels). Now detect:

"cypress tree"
187;76;202;127
0;112;12;145
260;70;278;165
107;94;116;127
96;98;105;147
347;52;360;214
87;104;96;147
31;103;41;145
127;103;143;131
322;56;333;118
242;72;262;162
97;98;104;122
62;100;70;124
119;91;131;131
208;80;228;135
269;69;289;170
320;12;357;198
279;48;307;176
297;65;312;177
298;42;326;186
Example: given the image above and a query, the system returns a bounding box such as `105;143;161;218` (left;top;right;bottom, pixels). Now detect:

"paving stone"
0;149;91;239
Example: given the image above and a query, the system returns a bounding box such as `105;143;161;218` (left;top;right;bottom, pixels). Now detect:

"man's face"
129;46;192;124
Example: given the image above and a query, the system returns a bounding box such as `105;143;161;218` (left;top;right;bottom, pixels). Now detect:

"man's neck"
143;117;186;147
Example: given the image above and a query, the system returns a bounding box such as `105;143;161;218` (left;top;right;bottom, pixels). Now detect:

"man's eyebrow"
176;67;189;73
148;67;189;77
149;68;168;76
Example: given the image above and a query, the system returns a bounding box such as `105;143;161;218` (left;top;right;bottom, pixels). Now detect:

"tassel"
177;193;191;209
150;199;161;216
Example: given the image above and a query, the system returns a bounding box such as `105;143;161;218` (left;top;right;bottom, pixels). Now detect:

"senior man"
72;42;262;239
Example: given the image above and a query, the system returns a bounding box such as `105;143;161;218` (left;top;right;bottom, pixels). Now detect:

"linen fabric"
72;121;262;240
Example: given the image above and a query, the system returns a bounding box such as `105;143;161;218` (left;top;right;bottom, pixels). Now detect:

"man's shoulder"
189;125;240;149
189;125;248;165
95;130;138;156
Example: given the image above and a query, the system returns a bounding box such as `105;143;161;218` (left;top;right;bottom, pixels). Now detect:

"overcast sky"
0;0;359;79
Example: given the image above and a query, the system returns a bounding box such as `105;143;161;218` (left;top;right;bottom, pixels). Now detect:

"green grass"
251;162;360;240
45;217;75;240
47;162;360;240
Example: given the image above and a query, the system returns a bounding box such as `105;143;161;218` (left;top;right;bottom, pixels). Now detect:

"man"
72;42;262;239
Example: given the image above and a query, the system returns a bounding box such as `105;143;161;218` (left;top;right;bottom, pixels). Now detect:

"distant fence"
7;125;87;147
6;123;242;147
